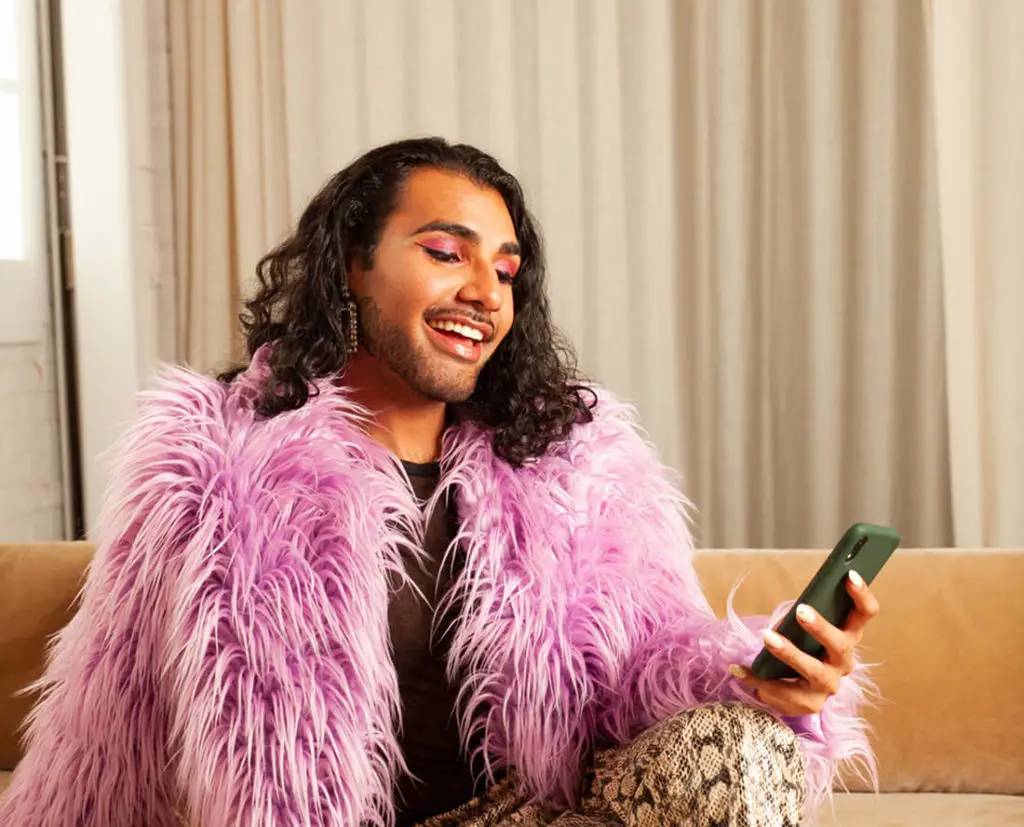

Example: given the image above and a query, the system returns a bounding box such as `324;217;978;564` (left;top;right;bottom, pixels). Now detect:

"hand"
729;570;880;716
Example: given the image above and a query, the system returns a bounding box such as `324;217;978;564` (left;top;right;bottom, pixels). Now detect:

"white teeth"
430;321;484;342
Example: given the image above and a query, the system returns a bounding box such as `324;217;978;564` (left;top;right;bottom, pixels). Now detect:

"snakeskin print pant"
420;702;806;827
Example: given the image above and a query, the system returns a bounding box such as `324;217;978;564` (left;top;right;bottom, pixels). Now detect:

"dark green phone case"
749;522;900;681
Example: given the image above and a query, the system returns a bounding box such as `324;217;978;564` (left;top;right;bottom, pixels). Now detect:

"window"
0;0;15;78
0;0;48;343
0;92;24;261
0;0;24;261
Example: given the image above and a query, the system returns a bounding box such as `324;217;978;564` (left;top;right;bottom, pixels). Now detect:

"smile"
425;321;485;363
427;319;485;342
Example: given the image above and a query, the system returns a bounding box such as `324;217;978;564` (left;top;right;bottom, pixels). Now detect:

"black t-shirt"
389;461;483;825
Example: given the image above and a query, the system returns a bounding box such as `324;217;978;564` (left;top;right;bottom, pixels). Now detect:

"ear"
347;257;366;296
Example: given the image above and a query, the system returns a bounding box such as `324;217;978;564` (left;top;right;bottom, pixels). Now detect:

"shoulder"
508;383;686;500
559;384;693;507
113;362;249;478
94;365;232;536
560;385;662;463
132;363;231;435
116;357;394;508
122;354;337;456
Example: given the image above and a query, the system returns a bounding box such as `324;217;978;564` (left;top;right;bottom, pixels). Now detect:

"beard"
356;295;483;403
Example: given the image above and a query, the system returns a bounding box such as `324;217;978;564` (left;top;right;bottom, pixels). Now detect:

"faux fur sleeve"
579;394;877;813
0;368;216;827
1;366;404;827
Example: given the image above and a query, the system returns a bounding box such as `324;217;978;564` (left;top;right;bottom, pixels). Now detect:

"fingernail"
762;629;785;649
796;603;815;623
849;570;865;589
729;664;748;679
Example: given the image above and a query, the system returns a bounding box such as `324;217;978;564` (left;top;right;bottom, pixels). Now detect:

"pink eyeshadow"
420;238;461;255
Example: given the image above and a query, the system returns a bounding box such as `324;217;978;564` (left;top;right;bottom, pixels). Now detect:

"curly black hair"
219;137;595;465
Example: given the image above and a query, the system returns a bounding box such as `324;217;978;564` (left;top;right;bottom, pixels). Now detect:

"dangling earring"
341;290;359;354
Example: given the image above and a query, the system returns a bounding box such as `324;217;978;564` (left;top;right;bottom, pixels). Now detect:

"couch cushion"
2;542;1022;801
0;543;93;769
820;792;1024;826
694;549;1024;796
2;773;1015;823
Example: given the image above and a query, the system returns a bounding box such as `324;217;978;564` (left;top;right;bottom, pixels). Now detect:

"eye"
419;244;461;264
497;269;515;285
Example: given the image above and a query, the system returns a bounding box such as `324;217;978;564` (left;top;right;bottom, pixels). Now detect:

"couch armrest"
0;543;94;770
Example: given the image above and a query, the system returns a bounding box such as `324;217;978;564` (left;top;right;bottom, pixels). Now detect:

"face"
348;168;520;403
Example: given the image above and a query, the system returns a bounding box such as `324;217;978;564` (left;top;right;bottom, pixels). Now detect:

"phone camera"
845;536;868;562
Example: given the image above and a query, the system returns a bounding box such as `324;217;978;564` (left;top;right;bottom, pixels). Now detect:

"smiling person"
0;138;879;827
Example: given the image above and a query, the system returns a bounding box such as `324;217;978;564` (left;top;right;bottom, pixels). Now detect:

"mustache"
423;308;497;343
424;307;493;326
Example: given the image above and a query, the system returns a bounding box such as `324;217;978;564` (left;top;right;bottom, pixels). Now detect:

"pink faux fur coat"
0;353;874;826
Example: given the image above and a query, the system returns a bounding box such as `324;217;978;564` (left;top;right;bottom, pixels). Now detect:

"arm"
158;388;402;827
1;367;399;827
0;371;207;826
579;395;876;808
163;505;401;827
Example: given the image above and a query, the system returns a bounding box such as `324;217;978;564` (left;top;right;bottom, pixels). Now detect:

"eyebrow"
412;220;521;257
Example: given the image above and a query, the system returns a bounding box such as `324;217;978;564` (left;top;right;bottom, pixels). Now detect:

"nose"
457;261;504;313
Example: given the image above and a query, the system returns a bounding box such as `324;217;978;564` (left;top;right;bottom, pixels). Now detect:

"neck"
341;353;447;463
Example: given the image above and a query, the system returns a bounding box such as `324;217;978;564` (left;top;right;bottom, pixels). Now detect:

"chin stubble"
356;295;480;403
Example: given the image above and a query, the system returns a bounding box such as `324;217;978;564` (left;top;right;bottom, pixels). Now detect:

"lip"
425;315;495;343
425;322;484;363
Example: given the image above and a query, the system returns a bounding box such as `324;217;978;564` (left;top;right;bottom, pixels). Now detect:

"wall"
59;0;176;533
0;342;64;541
0;0;65;541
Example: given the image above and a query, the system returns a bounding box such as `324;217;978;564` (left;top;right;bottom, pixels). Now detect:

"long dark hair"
220;137;595;466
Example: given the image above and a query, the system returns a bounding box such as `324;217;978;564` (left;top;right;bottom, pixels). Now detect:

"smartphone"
749;522;900;681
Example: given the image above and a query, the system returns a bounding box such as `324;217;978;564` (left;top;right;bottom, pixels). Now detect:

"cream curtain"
164;0;1022;549
927;0;1024;547
676;1;950;548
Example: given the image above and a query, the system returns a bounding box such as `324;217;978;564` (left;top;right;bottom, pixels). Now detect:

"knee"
662;702;806;817
586;701;805;824
688;700;806;818
657;702;802;776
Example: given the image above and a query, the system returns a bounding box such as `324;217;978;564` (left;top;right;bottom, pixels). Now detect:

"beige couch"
1;542;1021;825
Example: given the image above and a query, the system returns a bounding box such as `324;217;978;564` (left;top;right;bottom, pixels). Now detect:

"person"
0;137;878;827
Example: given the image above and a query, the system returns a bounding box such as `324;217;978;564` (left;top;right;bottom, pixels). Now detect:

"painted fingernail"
762;629;785;649
796;604;815;623
729;664;748;679
849;570;865;589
